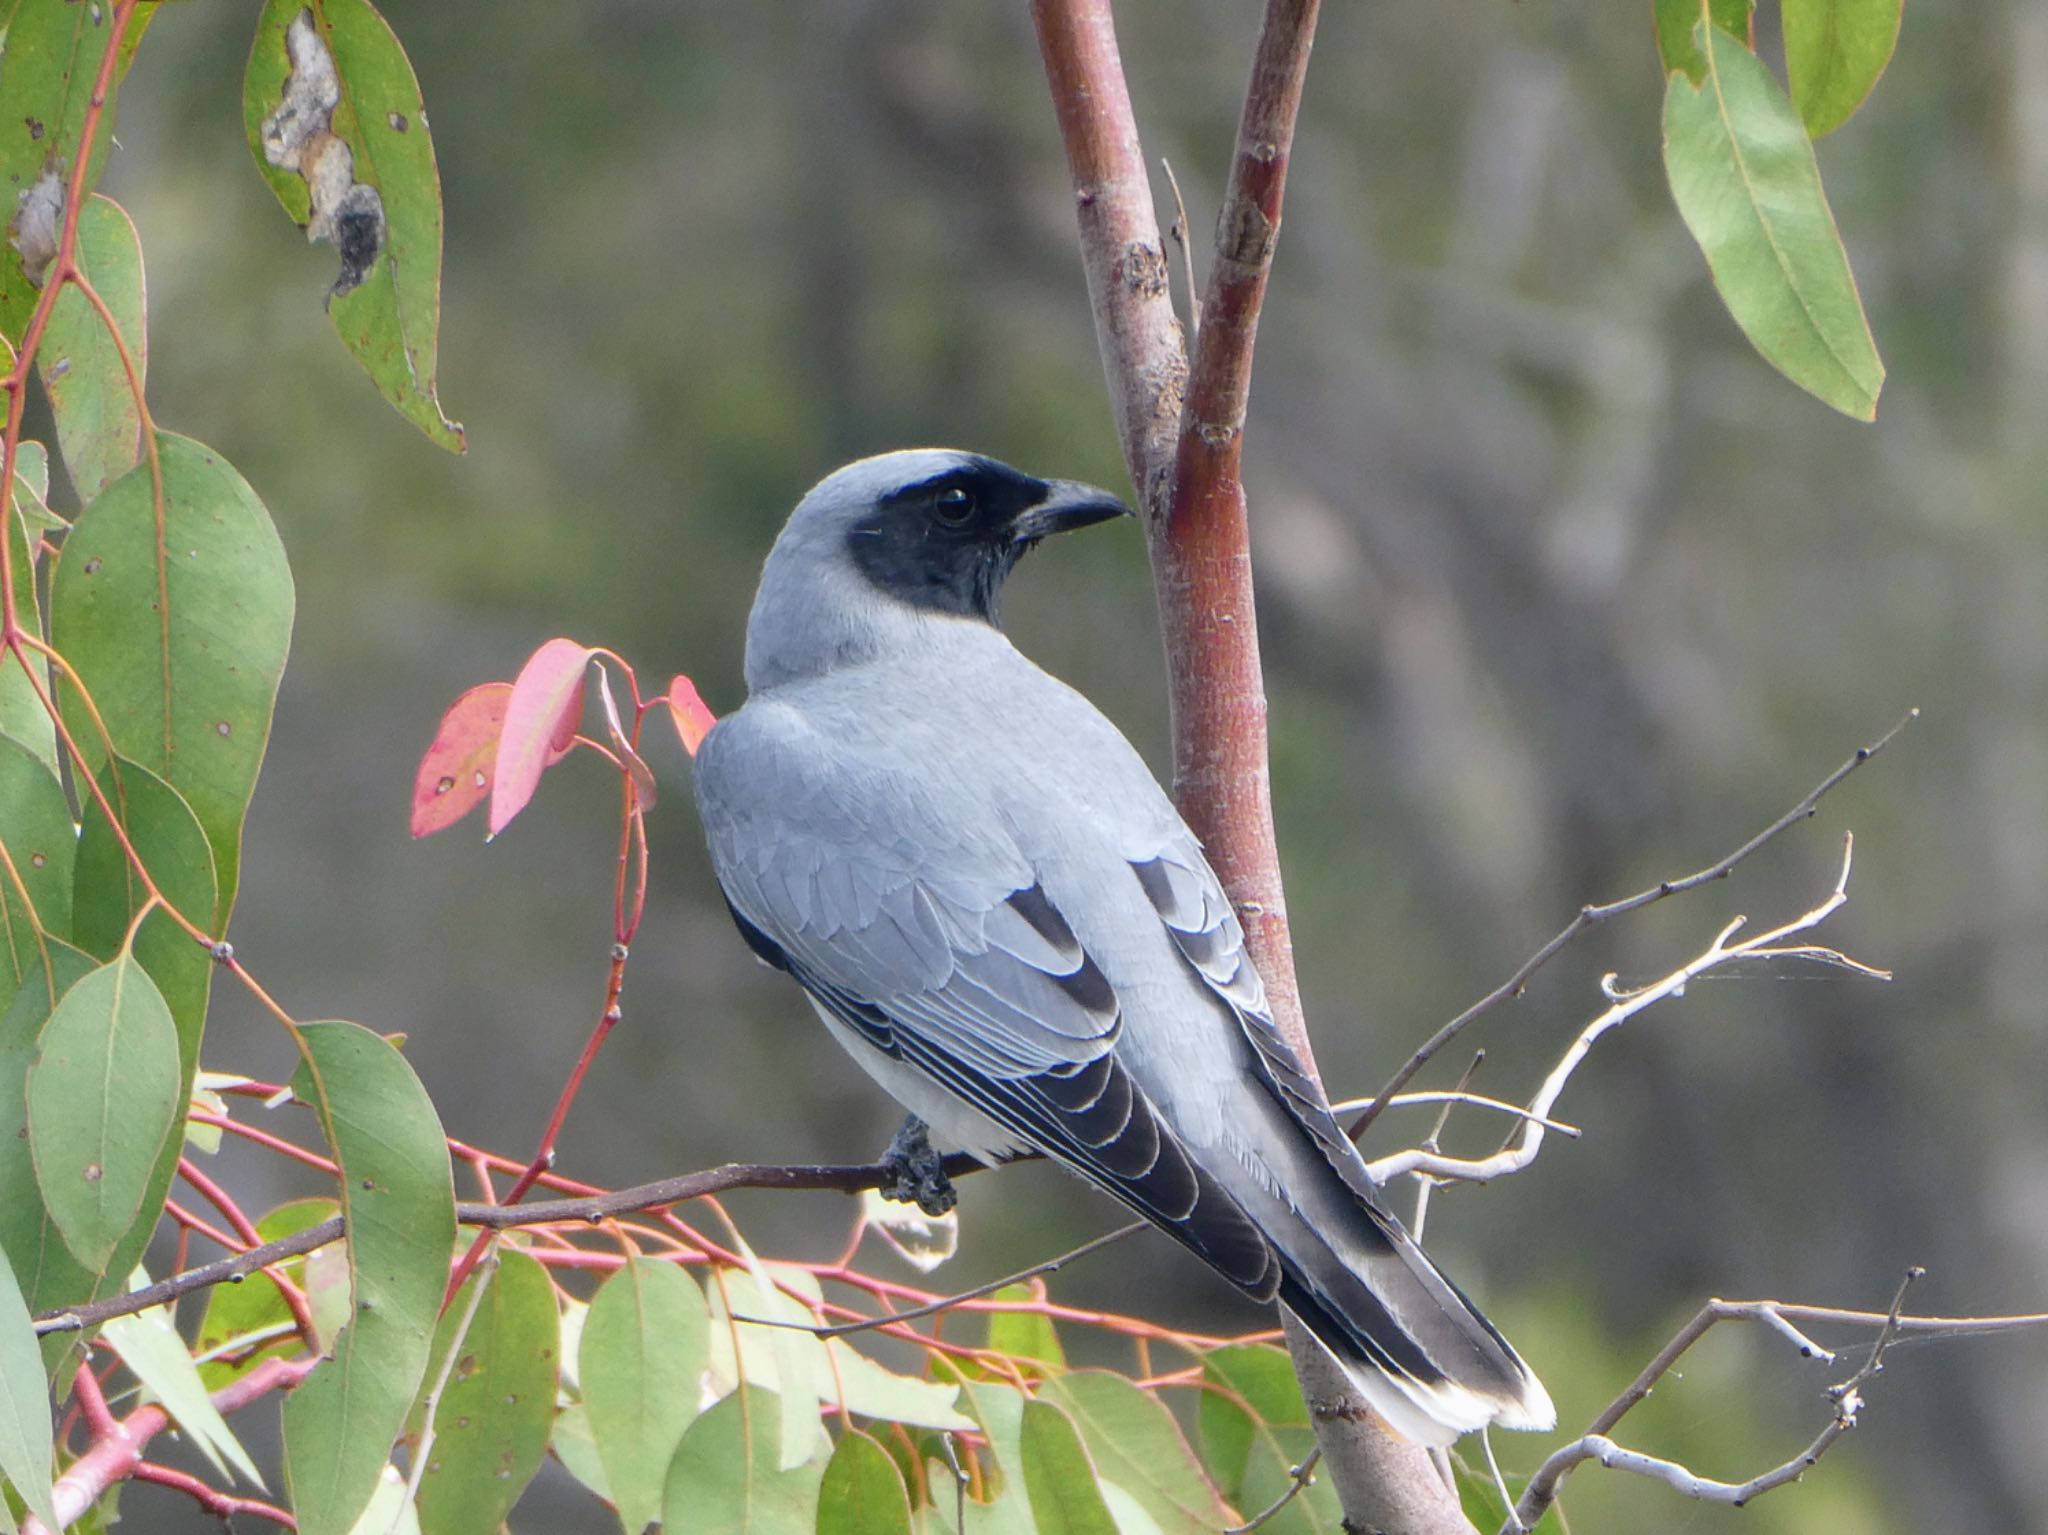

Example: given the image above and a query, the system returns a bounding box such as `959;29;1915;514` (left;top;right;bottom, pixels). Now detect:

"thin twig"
1160;157;1200;341
738;1221;1146;1339
1504;1267;2007;1535
1351;710;1916;1138
34;1153;989;1335
1224;1446;1323;1533
1365;836;1884;1188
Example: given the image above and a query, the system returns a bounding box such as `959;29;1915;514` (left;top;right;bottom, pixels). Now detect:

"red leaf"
663;675;717;758
489;638;595;837
410;682;512;838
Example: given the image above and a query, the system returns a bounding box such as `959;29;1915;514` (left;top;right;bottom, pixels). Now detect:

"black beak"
1010;479;1132;543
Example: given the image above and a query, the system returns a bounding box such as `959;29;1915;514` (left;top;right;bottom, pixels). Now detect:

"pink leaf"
663;675;718;758
489;638;595;837
410;682;512;838
594;662;658;811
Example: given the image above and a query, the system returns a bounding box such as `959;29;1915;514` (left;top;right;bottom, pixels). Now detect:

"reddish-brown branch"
133;1463;297;1529
178;1156;318;1342
25;1354;316;1535
1029;0;1187;508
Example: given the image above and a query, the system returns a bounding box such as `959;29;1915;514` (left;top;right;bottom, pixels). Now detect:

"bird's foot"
878;1116;957;1217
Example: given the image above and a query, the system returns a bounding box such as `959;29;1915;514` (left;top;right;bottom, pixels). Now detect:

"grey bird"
692;449;1555;1445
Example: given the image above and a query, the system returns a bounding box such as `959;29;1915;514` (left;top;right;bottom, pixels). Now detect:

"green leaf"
983;1284;1065;1373
818;1428;912;1535
928;1358;1027;1502
1040;1372;1229;1534
100;1278;265;1488
703;1257;826;1471
0;0;143;343
242;0;463;451
1019;1398;1118;1535
72;756;217;1074
1;487;56;774
0;1240;60;1532
1783;0;1903;138
412;1248;557;1535
25;954;181;1273
824;1342;974;1435
38;195;145;501
1653;0;1755;84
194;1198;338;1392
580;1256;710;1535
49;432;294;917
549;1399;611;1504
1196;1348;1338;1534
1663;23;1885;419
0;737;73;1000
281;1020;456;1535
661;1390;825;1535
0;941;95;1351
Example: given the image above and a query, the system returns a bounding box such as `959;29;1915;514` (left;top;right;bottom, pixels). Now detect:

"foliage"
0;1;1925;1533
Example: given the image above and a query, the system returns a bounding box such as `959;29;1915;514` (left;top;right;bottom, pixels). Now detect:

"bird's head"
742;449;1132;689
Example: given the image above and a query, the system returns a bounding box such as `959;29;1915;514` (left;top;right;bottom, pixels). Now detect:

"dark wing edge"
719;878;1285;1306
1131;848;1557;1440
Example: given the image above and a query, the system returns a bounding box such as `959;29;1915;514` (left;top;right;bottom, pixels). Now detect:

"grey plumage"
694;449;1554;1446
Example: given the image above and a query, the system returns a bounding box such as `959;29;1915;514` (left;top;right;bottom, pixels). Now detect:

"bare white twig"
1366;835;1885;1188
1499;1267;2048;1534
1351;710;1916;1137
1330;1090;1581;1140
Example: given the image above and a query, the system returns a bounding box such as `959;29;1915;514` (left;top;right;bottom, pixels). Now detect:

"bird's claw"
879;1116;957;1216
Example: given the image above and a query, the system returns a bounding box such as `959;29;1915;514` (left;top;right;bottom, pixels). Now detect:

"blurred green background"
91;1;2045;1529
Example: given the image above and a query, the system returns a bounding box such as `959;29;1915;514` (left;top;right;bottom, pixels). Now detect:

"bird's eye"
933;487;975;526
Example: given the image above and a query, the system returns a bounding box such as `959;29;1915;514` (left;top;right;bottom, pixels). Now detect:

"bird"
691;448;1554;1446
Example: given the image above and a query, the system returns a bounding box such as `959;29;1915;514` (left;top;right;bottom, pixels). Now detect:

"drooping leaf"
72;756;218;1078
1196;1346;1339;1533
824;1342;974;1435
1653;0;1756;83
281;1020;456;1535
549;1399;611;1504
38;194;146;502
661;1390;826;1535
101;1279;265;1488
663;675;717;759
594;664;656;809
0;0;149;342
487;638;593;838
343;1465;419;1535
0;737;73;1000
579;1256;710;1535
983;1284;1065;1373
0;1245;60;1532
818;1428;912;1535
25;953;181;1273
1040;1372;1229;1535
1663;22;1884;419
194;1197;340;1391
49;433;295;916
411;1248;557;1535
0;940;95;1346
1018;1398;1118;1535
702;1257;826;1471
1783;0;1904;138
1;452;58;773
242;0;464;450
409;682;510;838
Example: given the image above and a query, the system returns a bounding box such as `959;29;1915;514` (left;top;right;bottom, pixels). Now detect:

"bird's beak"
1011;479;1132;543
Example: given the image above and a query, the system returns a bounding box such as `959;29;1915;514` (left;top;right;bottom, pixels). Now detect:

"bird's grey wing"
1129;838;1371;1186
695;709;1279;1296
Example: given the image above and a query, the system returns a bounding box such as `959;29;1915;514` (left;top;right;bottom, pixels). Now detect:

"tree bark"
1031;2;1480;1530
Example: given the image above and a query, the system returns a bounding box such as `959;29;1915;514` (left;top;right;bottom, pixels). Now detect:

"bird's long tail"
1272;1208;1555;1449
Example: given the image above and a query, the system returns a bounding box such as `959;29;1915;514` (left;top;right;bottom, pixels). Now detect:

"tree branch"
34;1153;989;1336
1351;708;1917;1136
